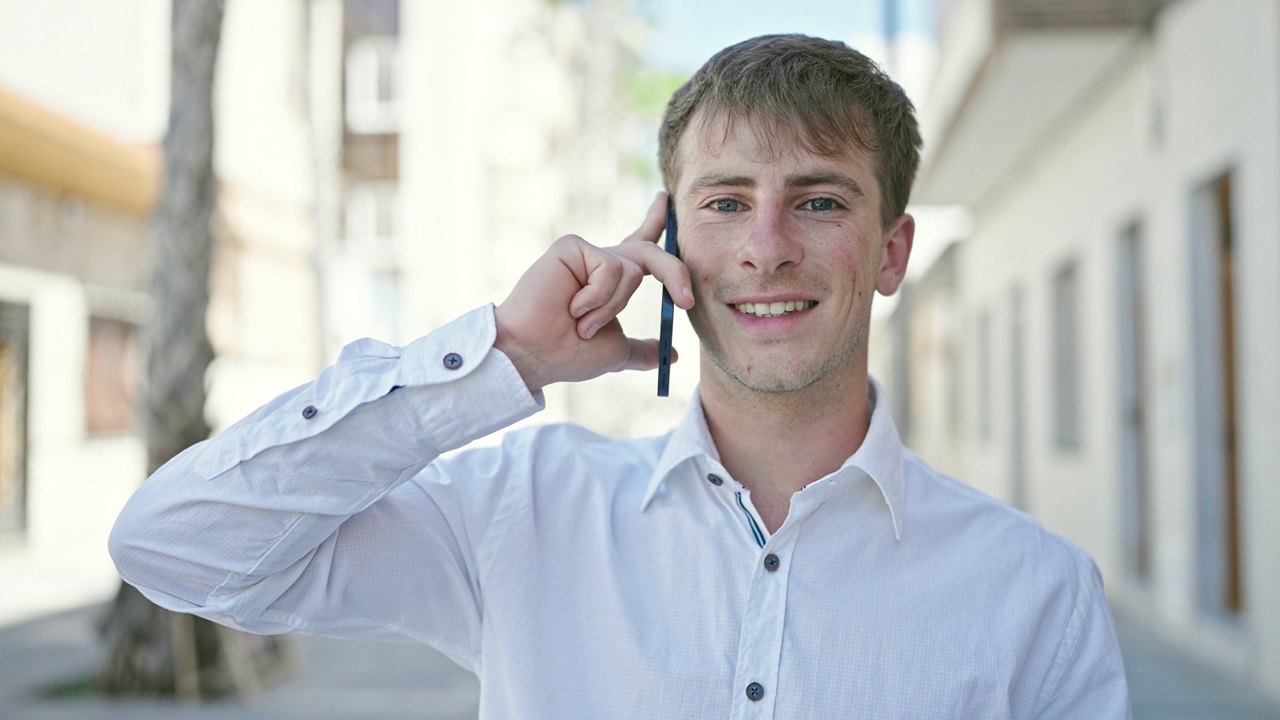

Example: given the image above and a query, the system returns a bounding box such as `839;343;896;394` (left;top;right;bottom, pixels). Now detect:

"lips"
732;300;816;318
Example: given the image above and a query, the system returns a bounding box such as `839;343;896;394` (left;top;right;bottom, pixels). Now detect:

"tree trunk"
95;0;293;699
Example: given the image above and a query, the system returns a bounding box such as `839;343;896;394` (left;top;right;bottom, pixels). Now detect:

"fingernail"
586;323;602;339
683;286;693;300
572;306;587;318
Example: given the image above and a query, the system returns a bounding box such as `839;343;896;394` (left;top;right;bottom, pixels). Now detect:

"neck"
699;367;871;533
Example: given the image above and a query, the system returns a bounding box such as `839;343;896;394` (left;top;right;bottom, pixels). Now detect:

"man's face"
672;114;913;396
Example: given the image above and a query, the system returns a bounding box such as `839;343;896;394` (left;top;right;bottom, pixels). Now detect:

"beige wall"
0;0;168;145
399;0;687;439
914;0;1280;697
0;0;321;625
0;179;150;625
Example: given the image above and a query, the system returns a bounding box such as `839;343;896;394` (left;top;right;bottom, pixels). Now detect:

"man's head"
658;34;921;230
657;35;918;399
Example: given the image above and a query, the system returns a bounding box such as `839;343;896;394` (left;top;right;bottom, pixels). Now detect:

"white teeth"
735;301;813;317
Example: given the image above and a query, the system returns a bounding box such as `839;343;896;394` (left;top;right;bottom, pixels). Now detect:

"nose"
738;203;802;275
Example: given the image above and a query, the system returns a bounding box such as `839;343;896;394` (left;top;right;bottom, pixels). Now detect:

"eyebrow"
684;174;755;200
683;172;865;201
787;172;866;198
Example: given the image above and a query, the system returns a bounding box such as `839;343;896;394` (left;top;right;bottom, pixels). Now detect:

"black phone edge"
657;199;677;397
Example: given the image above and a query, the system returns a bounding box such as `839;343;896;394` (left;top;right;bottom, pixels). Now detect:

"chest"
472;488;1039;719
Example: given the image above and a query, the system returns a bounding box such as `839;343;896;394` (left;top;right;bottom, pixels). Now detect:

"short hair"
658;34;922;228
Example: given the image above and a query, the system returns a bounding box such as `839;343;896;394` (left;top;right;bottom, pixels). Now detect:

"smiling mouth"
733;300;816;318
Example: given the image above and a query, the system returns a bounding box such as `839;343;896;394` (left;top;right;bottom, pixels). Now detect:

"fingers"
572;254;644;339
615;191;694;310
611;238;695;311
554;193;694;343
621;191;669;246
618;338;680;373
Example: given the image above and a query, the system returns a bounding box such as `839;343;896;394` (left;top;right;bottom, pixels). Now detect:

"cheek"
676;246;716;286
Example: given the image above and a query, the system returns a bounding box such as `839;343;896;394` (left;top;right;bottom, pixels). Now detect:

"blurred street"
0;604;478;720
1;602;1278;719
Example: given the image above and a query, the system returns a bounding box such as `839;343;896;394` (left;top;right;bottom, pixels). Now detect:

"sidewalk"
3;602;1280;719
0;604;478;720
1116;611;1280;720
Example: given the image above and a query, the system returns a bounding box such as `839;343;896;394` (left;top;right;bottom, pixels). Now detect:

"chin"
714;357;827;395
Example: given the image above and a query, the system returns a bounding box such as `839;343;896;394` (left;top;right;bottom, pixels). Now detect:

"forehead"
674;110;878;194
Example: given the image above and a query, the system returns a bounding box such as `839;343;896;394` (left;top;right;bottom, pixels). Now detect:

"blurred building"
0;81;155;624
0;0;672;625
313;0;684;439
0;0;319;625
884;0;1280;700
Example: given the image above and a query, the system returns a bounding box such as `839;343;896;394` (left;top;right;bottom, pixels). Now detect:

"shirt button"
745;681;765;701
442;352;464;370
301;405;318;420
764;553;780;572
707;473;724;486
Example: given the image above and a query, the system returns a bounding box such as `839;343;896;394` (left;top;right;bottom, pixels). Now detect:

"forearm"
109;305;543;620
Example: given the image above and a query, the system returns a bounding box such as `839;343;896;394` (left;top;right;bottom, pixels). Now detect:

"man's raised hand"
494;192;694;393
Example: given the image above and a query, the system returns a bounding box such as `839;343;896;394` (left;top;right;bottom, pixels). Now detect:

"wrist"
493;316;548;395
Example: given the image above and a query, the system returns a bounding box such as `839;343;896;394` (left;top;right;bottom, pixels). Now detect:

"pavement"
2;603;1279;719
0;604;478;720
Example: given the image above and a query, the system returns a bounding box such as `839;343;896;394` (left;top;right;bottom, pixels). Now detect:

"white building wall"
952;0;1280;695
0;0;169;144
204;0;321;430
1154;0;1280;693
399;0;685;438
0;0;321;626
0;260;146;626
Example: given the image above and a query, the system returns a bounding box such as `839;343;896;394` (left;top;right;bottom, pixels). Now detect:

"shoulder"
500;421;667;470
423;421;669;496
901;450;1096;588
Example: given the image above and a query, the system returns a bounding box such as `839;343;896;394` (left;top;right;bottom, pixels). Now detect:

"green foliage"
623;66;687;183
628;66;687;122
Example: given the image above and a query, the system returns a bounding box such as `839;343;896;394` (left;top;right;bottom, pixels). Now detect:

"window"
1190;171;1243;617
1052;261;1082;449
345;36;399;134
0;302;29;535
344;181;399;266
85;317;138;435
976;310;992;440
1116;220;1151;580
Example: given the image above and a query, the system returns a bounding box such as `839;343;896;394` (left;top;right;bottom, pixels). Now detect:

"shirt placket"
727;489;793;720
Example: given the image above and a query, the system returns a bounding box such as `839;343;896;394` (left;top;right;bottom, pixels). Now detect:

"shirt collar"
639;378;905;540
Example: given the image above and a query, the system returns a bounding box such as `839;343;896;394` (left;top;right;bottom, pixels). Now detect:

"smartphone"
657;198;678;397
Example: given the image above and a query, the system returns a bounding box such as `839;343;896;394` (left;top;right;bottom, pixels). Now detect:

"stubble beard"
690;297;869;397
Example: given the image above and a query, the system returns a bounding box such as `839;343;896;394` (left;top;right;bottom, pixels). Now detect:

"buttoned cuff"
190;305;543;479
397;304;545;452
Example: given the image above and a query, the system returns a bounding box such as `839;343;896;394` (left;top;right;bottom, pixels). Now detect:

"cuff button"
301;405;318;419
443;352;464;370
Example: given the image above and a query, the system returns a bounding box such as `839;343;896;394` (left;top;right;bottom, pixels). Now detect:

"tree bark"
96;0;292;699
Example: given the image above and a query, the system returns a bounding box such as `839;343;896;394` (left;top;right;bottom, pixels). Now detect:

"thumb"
616;338;680;373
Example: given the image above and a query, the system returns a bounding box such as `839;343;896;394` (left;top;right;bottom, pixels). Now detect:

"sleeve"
108;305;544;670
1033;553;1134;719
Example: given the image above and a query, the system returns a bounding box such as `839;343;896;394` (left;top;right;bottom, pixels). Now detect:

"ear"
875;213;914;296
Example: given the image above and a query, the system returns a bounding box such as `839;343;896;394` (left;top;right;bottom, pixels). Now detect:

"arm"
110;308;542;662
109;193;694;665
1033;554;1133;719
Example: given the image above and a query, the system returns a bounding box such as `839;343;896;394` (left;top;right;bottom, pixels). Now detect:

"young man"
112;35;1131;718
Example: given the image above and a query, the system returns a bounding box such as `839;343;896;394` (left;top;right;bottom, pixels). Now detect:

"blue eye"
711;198;742;213
806;197;838;212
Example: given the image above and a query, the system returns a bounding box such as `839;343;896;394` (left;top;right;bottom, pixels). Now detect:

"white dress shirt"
111;305;1132;719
